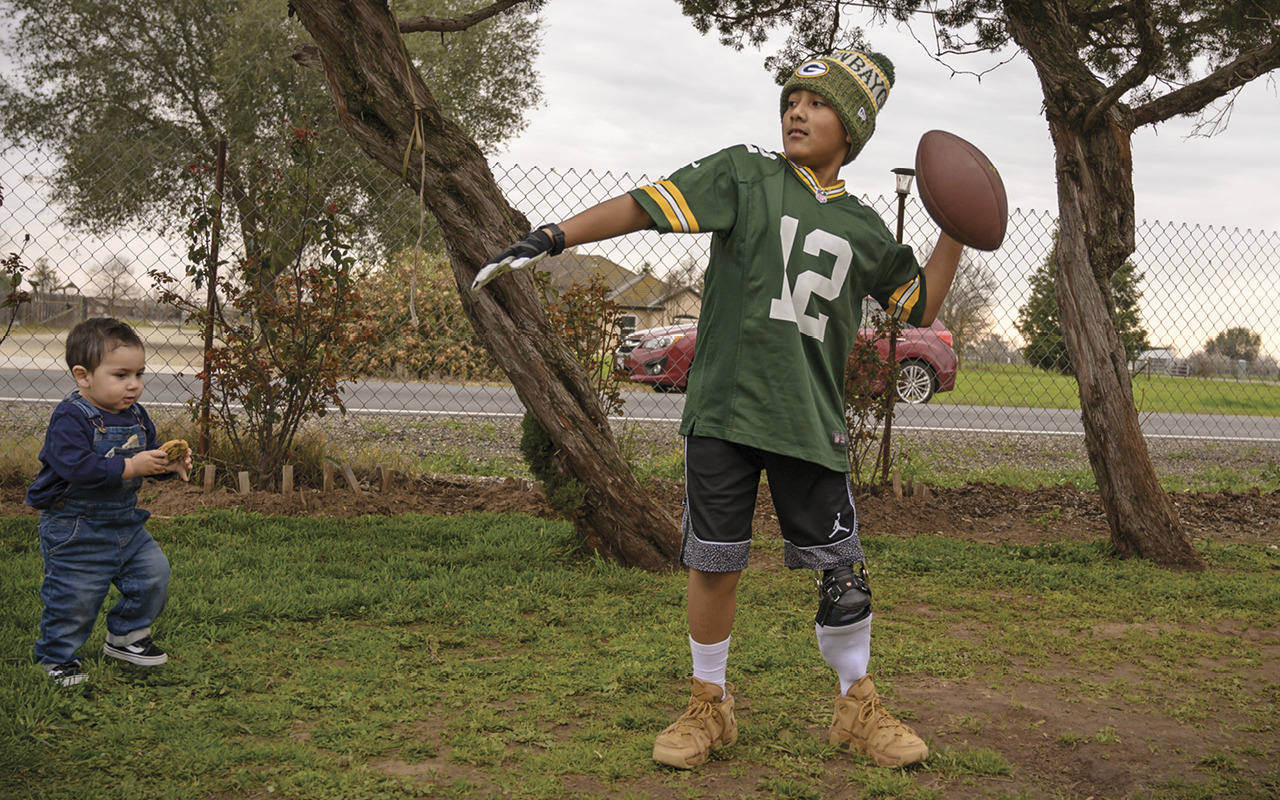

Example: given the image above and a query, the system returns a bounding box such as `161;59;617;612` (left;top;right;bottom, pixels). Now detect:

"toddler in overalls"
26;318;191;686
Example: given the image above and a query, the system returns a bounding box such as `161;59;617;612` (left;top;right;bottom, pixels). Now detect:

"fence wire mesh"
4;137;1280;447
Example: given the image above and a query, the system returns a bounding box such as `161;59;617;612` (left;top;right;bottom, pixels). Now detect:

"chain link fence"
4;138;1280;446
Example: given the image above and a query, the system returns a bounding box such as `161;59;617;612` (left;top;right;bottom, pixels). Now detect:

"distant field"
1;324;210;374
943;362;1280;416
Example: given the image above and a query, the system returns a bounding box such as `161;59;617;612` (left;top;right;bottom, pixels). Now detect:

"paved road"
5;366;1280;441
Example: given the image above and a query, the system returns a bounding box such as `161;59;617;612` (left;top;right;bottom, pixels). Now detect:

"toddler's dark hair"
65;318;145;373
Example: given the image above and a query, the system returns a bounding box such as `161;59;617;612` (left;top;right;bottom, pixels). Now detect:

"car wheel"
895;360;936;404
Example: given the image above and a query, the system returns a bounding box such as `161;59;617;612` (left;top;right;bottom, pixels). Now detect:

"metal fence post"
199;140;227;459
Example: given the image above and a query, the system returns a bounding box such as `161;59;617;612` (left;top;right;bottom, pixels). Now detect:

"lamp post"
891;167;916;245
881;167;916;485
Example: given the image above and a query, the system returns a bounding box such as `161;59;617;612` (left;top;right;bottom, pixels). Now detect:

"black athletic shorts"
680;435;865;573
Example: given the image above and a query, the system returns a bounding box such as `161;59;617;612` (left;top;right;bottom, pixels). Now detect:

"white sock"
815;614;872;695
689;635;731;693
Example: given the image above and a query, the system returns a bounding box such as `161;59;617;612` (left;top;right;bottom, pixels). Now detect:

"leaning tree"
678;0;1280;570
287;0;681;570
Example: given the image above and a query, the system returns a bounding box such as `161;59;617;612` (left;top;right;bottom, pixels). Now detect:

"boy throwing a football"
474;49;962;769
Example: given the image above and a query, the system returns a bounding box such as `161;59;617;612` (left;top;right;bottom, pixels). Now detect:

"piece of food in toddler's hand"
160;439;190;464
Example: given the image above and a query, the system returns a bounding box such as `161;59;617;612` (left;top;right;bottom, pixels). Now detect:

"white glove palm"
471;229;558;291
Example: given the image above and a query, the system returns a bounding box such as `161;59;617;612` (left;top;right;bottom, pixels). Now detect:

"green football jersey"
630;144;926;472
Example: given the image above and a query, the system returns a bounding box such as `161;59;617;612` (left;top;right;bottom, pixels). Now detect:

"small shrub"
1;183;34;346
535;270;626;418
515;271;628;513
520;412;586;513
844;311;899;487
153;125;369;489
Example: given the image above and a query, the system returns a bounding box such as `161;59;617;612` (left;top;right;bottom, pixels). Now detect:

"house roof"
536;249;635;292
537;247;702;311
608;273;670;310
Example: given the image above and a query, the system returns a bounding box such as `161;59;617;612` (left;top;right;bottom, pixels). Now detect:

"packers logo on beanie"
781;49;895;164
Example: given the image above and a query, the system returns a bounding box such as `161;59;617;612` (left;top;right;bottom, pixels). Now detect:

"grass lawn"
2;511;1276;799
944;362;1280;416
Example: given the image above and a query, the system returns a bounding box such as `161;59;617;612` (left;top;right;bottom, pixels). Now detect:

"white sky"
499;0;1279;232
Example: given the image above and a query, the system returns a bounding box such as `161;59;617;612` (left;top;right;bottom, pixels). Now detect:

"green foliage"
514;271;629;514
1205;326;1262;362
152;126;368;488
25;256;62;297
345;251;503;381
520;412;587;513
535;270;627;418
0;0;544;260
680;0;1276;94
843;309;900;487
1016;241;1151;374
345;251;631;393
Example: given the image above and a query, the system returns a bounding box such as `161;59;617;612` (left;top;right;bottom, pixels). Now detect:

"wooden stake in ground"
341;463;360;494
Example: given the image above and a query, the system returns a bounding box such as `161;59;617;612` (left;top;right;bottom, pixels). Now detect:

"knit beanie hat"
780;49;895;165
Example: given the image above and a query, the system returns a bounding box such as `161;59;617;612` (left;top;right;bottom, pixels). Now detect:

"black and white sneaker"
103;636;168;666
46;660;87;687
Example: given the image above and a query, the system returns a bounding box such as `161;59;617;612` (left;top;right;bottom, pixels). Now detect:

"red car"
860;316;957;404
615;323;698;392
618;306;957;403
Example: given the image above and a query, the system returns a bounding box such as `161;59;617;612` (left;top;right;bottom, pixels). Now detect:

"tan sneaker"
829;675;928;767
652;677;739;769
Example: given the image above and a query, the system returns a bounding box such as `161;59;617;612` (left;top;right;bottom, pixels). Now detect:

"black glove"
471;224;565;291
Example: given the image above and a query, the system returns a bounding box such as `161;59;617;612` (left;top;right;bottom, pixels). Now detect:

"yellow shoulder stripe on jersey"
886;276;923;320
639;181;699;233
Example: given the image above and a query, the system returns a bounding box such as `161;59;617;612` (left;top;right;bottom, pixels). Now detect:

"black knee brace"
815;563;872;627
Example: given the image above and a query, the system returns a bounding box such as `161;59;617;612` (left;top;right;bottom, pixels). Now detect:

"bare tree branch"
398;0;533;34
1133;40;1280;127
292;0;539;69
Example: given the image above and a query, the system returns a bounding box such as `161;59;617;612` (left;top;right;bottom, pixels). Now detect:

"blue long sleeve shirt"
25;397;164;510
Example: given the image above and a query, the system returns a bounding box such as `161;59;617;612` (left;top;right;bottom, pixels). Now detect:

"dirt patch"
10;472;1272;551
0;474;560;522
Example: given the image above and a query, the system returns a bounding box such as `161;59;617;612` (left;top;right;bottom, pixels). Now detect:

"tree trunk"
1006;3;1205;570
288;0;680;570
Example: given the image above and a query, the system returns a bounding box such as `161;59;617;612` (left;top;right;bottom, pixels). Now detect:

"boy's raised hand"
471;226;561;292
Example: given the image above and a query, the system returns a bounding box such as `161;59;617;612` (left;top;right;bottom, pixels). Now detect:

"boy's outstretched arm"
917;232;964;326
471;195;654;291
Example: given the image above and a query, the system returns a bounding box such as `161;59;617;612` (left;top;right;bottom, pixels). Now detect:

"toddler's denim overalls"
34;394;171;665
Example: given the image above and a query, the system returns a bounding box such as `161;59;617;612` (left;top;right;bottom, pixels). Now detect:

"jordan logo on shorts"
830;512;851;539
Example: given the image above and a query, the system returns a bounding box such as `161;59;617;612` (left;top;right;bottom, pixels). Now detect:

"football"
914;130;1008;251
